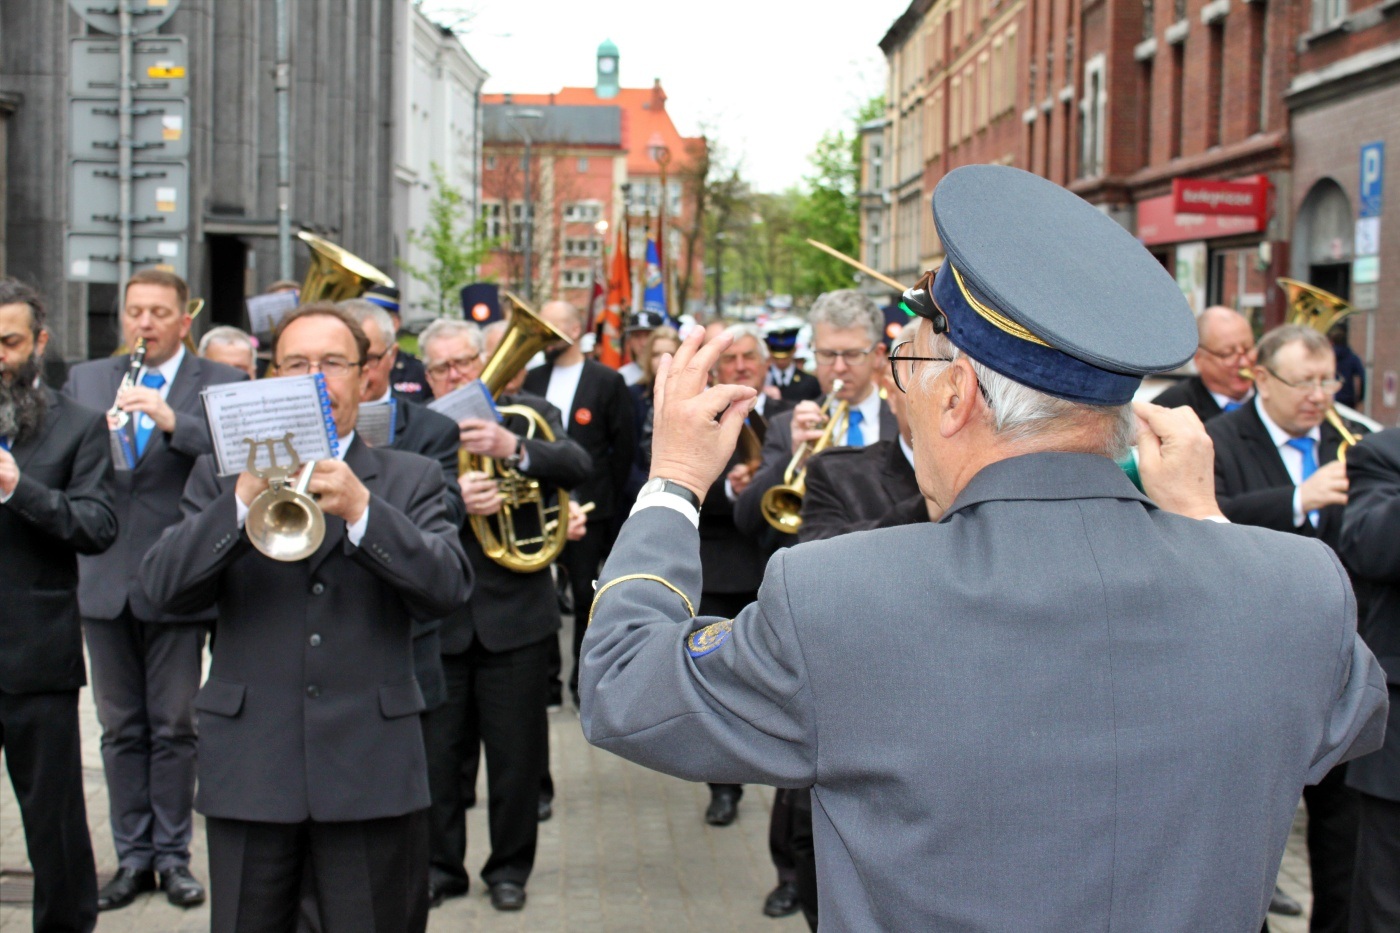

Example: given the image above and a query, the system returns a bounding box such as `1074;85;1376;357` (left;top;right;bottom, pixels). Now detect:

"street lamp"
507;108;543;301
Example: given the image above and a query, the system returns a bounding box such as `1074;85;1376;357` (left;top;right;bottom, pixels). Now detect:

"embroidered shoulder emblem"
686;619;734;659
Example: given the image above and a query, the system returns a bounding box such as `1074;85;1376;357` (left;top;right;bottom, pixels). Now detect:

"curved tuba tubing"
461;292;574;572
760;380;848;534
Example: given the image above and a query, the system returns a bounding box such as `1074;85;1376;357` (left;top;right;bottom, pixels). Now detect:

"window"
1001;28;1018;115
869;139;885;189
931;90;944;158
509;203;527;251
1168;42;1184;159
562;201;603;223
482;202;503;240
563;238;602;257
577;157;590;173
963;68;974;140
560;269;590;288
951;75;962;145
978;52;991;128
1079;54;1107;177
668;181;682;215
1313;0;1347;31
866;215;883;270
485;155;496;171
1206;23;1224;147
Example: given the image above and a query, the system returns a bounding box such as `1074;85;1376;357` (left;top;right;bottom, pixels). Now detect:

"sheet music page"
202;374;338;476
427;379;500;424
357;399;395;448
245;291;299;336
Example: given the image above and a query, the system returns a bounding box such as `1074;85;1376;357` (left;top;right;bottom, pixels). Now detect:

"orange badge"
471;303;491;322
886;322;901;339
575;407;593;426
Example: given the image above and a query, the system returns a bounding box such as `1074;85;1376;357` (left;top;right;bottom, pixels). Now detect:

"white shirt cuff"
345;505;369;547
1292;488;1308;528
724;478;737;502
631;490;700;529
1200;515;1231;524
236;496;249;529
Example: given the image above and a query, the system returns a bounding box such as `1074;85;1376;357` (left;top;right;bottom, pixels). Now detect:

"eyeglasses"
425;353;481;378
813;344;879;366
888;340;993;406
1260;366;1342;395
276;356;361;378
365;349;390;366
1199;344;1256;361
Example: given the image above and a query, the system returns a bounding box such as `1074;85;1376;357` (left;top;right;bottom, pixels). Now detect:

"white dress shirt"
1253;398;1321;528
546;361;585;421
236;430;369;545
838;386;882;448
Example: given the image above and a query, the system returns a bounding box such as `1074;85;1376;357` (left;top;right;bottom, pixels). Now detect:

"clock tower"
596;38;619;100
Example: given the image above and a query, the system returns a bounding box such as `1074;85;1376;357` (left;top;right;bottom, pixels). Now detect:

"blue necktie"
0;436;10;451
1285;436;1319;526
846;409;865;448
1223;401;1242;412
134;372;166;458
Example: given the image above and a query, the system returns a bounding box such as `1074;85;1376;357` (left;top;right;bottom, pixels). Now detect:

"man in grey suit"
63;269;247;911
580;165;1388;931
140;303;471;932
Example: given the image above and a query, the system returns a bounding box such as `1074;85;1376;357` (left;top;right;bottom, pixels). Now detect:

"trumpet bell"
246;487;325;562
760;484;806;534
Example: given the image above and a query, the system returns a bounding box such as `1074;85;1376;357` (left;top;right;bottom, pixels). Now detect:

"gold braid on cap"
587;574;696;629
950;265;1051;348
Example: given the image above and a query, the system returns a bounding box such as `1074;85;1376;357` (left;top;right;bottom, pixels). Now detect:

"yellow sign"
148;65;185;79
148;0;169;7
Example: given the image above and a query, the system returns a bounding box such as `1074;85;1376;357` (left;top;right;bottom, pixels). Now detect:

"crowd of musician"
1;260;1398;933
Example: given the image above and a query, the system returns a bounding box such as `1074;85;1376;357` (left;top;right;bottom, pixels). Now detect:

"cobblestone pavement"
1;630;1314;933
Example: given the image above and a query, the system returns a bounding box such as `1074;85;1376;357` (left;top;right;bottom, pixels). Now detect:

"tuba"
760;380;849;534
461;292;574;572
297;231;395;303
1270;278;1361;463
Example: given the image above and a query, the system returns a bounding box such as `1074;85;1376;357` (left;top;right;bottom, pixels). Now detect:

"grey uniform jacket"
139;437;471;823
581;452;1387;933
64;352;247;622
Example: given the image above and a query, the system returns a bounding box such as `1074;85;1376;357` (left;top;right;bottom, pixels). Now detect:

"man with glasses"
734;291;896;540
1207;322;1369;933
578;165;1385;930
1153;305;1256;423
140;302;471;932
63;269;246;913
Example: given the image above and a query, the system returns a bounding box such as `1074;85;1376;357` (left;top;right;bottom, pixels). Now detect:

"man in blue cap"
578;165;1386;930
365;285;433;403
763;318;820;403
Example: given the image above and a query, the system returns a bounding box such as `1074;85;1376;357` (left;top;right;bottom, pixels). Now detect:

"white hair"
198;325;254;355
420;318;484;357
808;289;883;345
338;298;397;345
723;323;769;360
919;332;1135;460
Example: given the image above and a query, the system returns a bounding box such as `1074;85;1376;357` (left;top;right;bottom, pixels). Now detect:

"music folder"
202;374;339;476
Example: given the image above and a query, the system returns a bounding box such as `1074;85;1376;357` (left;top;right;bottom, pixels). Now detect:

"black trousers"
790;788;818;931
1305;764;1360;933
0;689;98;933
424;637;549;888
83;609;203;872
561;523;612;692
769;789;797;884
700;590;755;807
1350;791;1400;933
205;810;427;933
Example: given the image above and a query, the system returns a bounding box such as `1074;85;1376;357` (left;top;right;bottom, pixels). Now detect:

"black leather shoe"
705;790;740;826
762;881;800;918
1269;885;1303;916
490;881;527;911
97;867;156;911
428;878;470;908
159;866;205;908
538;796;553;822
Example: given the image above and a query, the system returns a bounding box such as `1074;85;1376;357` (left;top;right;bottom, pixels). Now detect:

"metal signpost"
1357;141;1384;418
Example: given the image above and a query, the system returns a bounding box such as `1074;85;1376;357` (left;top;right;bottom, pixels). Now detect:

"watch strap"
650;478;701;510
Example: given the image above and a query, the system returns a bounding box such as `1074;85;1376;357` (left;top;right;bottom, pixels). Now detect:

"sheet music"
427;379;501;424
245;291;299;335
202;374;338;476
357;399;396;448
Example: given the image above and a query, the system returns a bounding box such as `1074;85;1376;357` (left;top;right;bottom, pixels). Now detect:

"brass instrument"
1240;279;1361;462
461;292;574;572
760;379;849;534
108;338;147;429
298;231;395;303
244;434;325;562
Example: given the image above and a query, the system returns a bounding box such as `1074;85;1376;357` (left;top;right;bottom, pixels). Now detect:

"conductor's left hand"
649;328;758;502
306;459;370;525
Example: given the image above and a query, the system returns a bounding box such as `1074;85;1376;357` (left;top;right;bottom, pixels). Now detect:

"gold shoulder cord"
587;574;696;629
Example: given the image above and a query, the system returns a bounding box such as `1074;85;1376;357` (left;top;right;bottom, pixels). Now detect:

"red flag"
597;228;630;369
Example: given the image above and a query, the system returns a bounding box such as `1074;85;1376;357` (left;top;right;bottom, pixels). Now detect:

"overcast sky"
419;0;910;192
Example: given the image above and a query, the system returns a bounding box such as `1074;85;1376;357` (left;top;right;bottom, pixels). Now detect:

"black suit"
1;389;116;933
798;439;924;543
424;393;591;893
769;363;821;403
1337;430;1400;931
1152;375;1232;423
63;349;246;875
523;359;635;692
139;437;471;933
1208;399;1365;933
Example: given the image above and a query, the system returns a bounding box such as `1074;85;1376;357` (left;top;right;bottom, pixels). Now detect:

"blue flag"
642;238;671;325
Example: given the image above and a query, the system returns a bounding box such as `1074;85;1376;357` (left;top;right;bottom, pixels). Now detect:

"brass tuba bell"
244;433;326;562
297;231;395;303
1276;278;1362;463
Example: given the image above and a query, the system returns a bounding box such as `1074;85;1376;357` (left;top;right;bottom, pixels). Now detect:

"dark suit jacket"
771;365;822;403
441;392;592;655
0;390;118;693
1151;375;1228;424
1206;400;1360;546
798;439;924;543
697;400;794;596
523;359;635;521
63;351;247;622
139;437;471;823
1338;429;1400;801
734;394;898;540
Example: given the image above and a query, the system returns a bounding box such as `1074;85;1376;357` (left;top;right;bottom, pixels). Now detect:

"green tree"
399;163;497;318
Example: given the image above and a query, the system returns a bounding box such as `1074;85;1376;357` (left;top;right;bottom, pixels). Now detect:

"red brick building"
481;41;707;312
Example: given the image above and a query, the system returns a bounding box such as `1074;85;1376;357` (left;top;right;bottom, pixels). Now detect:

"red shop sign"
1137;191;1268;246
1171;177;1270;218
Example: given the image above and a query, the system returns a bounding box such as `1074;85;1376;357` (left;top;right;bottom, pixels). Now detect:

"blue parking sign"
1361;142;1384;218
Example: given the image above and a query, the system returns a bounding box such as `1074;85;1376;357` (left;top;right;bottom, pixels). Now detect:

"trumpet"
760;380;849;533
243;433;325;562
108;338;148;430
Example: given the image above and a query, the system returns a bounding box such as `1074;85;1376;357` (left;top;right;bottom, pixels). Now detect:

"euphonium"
297;231;395;303
760;380;849;533
244;433;326;562
461;292;574;572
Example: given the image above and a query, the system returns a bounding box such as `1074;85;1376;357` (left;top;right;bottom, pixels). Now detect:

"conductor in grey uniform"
579;165;1388;932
